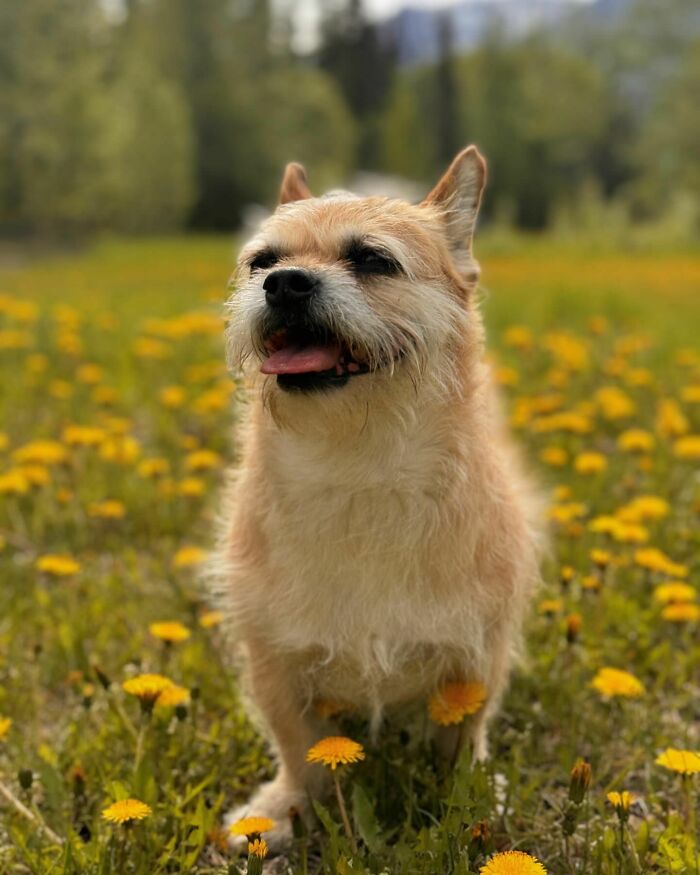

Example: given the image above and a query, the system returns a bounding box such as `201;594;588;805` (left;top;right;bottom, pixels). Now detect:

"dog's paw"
224;779;308;854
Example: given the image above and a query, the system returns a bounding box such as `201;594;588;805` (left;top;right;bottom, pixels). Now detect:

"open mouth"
260;327;372;393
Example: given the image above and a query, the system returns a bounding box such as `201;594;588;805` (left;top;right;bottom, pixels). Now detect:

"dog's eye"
345;244;399;276
249;250;279;272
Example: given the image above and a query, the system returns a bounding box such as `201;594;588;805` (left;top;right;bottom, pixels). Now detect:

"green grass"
0;234;699;874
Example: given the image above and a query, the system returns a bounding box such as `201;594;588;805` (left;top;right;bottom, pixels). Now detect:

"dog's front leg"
226;637;325;851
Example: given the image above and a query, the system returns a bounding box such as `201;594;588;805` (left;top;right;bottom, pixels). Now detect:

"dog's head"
226;147;486;419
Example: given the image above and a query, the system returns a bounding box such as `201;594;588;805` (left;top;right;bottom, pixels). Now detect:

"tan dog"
214;146;542;848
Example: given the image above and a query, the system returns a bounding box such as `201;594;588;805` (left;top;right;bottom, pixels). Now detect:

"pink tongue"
261;343;341;375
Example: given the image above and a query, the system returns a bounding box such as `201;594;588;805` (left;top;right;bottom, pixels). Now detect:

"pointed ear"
279;162;312;205
422;146;486;262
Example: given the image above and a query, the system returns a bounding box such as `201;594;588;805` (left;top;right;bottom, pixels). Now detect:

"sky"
282;0;594;52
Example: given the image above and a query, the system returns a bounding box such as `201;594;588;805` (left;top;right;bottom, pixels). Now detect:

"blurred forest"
0;0;698;236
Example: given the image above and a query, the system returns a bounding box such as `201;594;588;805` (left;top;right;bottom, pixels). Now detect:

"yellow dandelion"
655;748;700;775
634;548;687;578
159;385;186;408
229;816;276;837
537;599;562;616
173;546;207;568
88;500;126;520
0;470;29;495
607;791;634;811
102;798;152;824
62;425;106;448
122;673;174;704
591;668;644;699
503;325;533;351
36;554;81;576
673;436;700;461
681;386;700;404
540;446;568;467
306;736;366;770
574;451;607;475
12;440;67;466
248;838;269;859
19;464;51;487
617;430;655;453
0;716;11;741
154;684;190;709
590;549;611;569
199;610;224;628
177;477;206;497
149;621;191;644
661;603;700;622
137;458;170;479
100;435;141;465
428;681;487;726
184;449;222;472
480;850;548;874
653;582;696;604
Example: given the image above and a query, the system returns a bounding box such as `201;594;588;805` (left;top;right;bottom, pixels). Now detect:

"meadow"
0;233;699;874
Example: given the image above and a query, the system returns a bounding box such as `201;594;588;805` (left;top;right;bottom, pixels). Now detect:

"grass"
0;233;699;874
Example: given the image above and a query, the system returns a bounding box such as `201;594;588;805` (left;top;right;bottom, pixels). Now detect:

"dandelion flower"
229;816;276;837
653;582;696;604
149;621;191;644
88;500;126;520
248;838;269;858
607;790;634;811
122;673;174;704
661;603;700;622
591;668;644;698
428;681;487;726
36;554;81;576
173;546;207;568
537;599;562;616
574;451;607;474
0;716;11;741
655;748;700;775
617;430;654;453
199;610;224;628
634;548;687;578
12;440;67;466
480;850;548;874
184;449;221;471
154;684;190;709
102;798;152;824
306;736;366;770
673;436;700;461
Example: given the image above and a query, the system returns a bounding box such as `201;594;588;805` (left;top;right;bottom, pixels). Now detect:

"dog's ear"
279;162;312;205
422;146;486;264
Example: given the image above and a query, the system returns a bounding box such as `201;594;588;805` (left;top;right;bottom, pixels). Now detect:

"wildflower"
20;465;50;487
590;549;611;569
173;546;207;568
149;621;191;644
617;429;655;453
634;548;687;578
537;599;562;616
102;798;152;824
36;554;81;576
122;673;174;706
138;458;170;478
574;452;607;475
661;603;700;622
569;759;592;803
621;496;669;522
248;838;269;859
177;477;206;497
503;326;533;350
62;425;106;447
540;446;568;467
12;440;67;466
607;791;634;815
655;749;700;775
560;566;575;586
565;614;582;643
681;386;700;404
100;436;141;464
582;575;601;591
673;436;700;461
0;470;29;495
184;449;222;471
133;337;171;359
595;386;634;420
656;399;688;437
229;816;276;837
199;610;224;628
428;681;487;725
0;716;11;741
306;736;366;770
76;363;103;384
532;412;592;435
154;684;190;709
480;850;547;874
495;366;519;387
544;332;588;371
549;503;587;524
653;582;696;604
591;668;644;699
88;500;126;520
159;386;186;408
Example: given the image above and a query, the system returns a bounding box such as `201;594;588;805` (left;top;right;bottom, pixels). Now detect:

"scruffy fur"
212;147;543;849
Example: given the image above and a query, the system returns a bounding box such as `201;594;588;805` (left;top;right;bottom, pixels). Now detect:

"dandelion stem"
0;778;63;845
333;771;357;854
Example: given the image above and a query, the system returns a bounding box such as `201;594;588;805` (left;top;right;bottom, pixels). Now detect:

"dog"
214;145;542;849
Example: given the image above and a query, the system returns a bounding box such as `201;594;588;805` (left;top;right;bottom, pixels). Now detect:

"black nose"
263;268;318;309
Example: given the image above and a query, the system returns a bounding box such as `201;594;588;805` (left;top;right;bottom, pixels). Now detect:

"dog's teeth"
347;362;360;373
